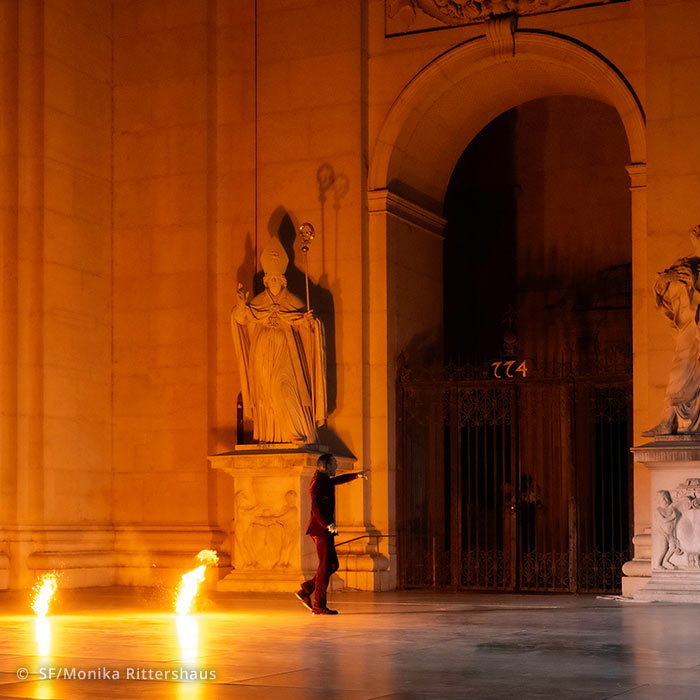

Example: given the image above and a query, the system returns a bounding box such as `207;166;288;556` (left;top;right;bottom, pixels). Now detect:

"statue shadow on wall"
236;232;257;295
237;207;350;457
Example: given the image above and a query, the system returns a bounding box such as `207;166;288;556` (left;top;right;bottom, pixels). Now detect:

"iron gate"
397;366;632;593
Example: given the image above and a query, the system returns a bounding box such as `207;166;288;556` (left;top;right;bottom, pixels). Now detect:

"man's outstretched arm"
330;471;368;486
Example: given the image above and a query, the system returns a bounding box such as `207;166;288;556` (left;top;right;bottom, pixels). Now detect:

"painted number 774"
491;360;528;379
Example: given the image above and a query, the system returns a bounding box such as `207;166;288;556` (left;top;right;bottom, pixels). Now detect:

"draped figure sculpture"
644;228;700;436
232;236;327;445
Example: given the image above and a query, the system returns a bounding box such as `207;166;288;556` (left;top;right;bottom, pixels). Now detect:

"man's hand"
327;523;338;535
355;470;369;481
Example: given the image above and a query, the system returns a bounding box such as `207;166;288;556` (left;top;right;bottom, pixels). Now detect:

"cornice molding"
368;189;446;238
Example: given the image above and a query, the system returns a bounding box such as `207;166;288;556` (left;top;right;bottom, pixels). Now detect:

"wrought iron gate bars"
397;370;632;593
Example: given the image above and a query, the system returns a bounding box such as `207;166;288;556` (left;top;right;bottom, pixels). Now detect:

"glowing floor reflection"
175;614;199;662
176;678;203;700
2;591;697;700
34;616;51;658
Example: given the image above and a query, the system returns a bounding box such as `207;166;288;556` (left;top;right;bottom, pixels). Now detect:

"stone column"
367;190;446;591
622;161;651;597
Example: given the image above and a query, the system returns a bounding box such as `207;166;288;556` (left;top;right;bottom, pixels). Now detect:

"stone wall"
0;0;113;588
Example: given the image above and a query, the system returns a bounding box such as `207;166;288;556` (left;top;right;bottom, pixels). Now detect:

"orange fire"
31;573;58;618
174;550;219;616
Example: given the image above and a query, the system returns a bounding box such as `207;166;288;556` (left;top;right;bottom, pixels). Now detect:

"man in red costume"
296;453;367;615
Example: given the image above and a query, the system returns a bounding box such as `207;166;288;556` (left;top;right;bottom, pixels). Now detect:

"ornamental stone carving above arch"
386;0;625;35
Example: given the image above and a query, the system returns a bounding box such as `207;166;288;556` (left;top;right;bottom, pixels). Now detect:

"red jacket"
306;470;357;536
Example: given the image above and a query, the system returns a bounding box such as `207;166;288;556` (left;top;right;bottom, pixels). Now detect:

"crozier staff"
295;453;367;615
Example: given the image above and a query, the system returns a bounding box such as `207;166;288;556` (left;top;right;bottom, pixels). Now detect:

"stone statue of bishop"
232;236;327;445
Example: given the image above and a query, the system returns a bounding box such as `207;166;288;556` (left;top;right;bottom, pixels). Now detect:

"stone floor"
0;587;697;699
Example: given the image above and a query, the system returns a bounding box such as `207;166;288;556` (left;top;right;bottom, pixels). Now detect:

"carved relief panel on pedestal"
654;479;700;570
233;487;300;571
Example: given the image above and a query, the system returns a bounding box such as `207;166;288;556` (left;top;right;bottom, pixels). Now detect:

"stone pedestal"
209;447;356;592
621;529;651;597
632;437;700;602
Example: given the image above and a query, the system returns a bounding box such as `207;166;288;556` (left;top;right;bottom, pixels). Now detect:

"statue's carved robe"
655;255;700;432
232;288;326;444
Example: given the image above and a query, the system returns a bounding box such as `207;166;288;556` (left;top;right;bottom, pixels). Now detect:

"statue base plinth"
634;570;700;602
231;443;329;453
631;437;700;602
210;447;371;593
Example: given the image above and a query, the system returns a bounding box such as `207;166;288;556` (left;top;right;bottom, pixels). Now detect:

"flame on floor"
174;550;219;616
31;573;58;618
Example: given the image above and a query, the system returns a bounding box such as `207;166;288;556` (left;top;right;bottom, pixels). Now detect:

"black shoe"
312;607;338;615
295;590;312;611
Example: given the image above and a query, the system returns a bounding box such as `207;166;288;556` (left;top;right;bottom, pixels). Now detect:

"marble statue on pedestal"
644;228;700;436
232;236;327;445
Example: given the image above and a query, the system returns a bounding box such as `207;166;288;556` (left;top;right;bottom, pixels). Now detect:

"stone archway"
366;26;647;592
369;28;646;207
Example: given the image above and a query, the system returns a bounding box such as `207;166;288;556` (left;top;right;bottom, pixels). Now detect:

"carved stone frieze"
233;487;300;571
386;0;622;35
653;480;700;571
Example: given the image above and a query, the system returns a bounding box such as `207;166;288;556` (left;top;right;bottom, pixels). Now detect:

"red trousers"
301;533;338;610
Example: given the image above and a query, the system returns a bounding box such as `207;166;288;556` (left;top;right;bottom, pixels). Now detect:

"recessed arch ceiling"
370;31;646;214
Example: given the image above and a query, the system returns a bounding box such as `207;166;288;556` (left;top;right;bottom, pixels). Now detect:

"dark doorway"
398;96;633;593
443;96;632;368
443;109;518;363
